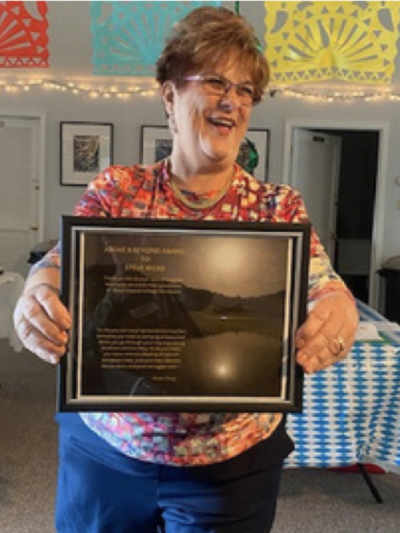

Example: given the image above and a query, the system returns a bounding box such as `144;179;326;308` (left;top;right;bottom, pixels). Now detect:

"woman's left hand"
295;292;359;374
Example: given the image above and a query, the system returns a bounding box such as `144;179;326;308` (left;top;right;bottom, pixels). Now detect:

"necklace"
167;161;234;211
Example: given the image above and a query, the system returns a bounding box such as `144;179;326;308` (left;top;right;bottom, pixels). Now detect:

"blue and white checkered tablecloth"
286;301;400;471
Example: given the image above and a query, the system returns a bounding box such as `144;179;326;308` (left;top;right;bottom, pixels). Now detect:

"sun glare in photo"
192;237;287;298
205;241;249;278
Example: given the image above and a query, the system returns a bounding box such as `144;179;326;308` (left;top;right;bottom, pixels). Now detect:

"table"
286;300;400;474
0;271;25;352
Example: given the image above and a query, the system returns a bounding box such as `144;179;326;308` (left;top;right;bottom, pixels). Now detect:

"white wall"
1;1;400;264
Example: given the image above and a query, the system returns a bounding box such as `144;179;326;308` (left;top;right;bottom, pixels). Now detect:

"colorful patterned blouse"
49;160;349;466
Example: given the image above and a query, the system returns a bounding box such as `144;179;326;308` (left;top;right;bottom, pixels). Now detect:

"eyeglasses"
183;74;262;106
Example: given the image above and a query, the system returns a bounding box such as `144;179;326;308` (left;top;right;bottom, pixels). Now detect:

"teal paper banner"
91;1;221;77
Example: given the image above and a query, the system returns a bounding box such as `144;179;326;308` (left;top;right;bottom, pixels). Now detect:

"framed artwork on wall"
237;128;270;182
60;122;114;186
140;125;173;166
140;125;270;181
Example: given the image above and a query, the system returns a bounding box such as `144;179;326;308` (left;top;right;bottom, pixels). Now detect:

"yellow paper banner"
264;1;400;84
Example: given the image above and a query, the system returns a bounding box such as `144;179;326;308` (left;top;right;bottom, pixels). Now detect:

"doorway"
283;120;389;310
0;113;45;276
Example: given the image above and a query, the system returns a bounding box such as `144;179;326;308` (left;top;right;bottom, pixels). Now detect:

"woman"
13;7;358;533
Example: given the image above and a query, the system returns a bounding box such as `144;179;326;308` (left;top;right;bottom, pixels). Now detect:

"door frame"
282;118;390;310
0;107;46;244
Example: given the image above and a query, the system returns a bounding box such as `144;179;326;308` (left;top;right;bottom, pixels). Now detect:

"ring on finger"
337;336;345;353
328;335;346;357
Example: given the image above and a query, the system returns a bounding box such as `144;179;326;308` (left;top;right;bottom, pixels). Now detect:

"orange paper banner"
0;1;49;68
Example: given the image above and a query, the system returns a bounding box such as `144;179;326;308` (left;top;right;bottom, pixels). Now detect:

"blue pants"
55;414;293;533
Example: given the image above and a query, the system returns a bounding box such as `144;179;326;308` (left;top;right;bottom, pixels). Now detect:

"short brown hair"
156;6;269;103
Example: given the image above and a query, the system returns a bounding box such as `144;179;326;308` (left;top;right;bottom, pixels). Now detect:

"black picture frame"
60;121;114;186
140;125;270;181
58;216;310;412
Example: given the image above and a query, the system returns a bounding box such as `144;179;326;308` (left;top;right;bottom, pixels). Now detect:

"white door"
289;129;342;260
0;117;42;276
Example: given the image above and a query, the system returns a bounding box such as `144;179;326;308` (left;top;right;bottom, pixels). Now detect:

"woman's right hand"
13;284;71;365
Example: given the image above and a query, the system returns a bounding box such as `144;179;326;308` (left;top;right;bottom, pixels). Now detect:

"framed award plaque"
58;217;310;412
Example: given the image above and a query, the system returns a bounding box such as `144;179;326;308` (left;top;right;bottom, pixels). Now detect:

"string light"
267;85;400;103
1;77;400;103
0;78;160;99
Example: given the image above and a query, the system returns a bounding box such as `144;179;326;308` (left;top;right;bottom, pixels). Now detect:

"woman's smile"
208;115;236;136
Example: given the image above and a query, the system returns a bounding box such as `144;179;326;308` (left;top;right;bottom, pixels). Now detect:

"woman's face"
163;61;255;173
